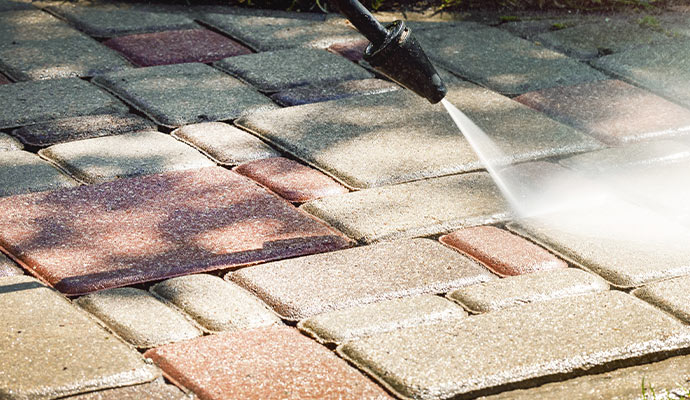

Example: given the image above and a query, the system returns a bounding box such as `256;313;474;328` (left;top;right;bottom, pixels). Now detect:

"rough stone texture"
448;268;610;313
0;275;160;398
228;238;495;320
12;113;157;147
0;0;33;12
150;274;281;333
298;295;467;345
301;172;508;244
0;78;127;129
234;157;349;202
633;275;690;324
62;379;187;400
270;78;400;106
327;39;369;62
0;132;22;151
515;80;690;145
171;122;280;166
39;131;216;184
237;82;600;189
92;63;277;127
338;291;690;400
75;287;202;349
440;226;567;277
0;73;9;84
104;29;252;67
0;252;23;277
0;150;78;197
0;167;351;295
0;10;82;43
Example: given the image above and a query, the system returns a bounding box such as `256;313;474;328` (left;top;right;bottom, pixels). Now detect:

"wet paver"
0;252;23;277
515;80;690;145
0;150;78;197
150;274;281;333
228;238;495;320
104;29;252;67
270;78;399;106
298;295;467;345
76;287;202;349
633;275;690;324
234;157;348;202
327;39;369;61
338;291;690;400
0;132;22;151
171;122;280;166
0;275;160;398
39;130;216;184
63;379;187;400
0;78;127;129
0;167;351;295
92;63;277;127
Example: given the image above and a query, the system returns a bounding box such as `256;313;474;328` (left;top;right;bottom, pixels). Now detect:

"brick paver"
0;150;78;197
0;10;81;42
0;252;22;277
63;380;187;400
633;275;690;324
0;132;22;151
270;78;399;106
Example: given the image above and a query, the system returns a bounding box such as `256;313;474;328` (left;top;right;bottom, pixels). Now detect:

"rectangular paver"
633;275;690;324
62;380;187;400
0;150;78;197
0;132;22;151
270;78;400;106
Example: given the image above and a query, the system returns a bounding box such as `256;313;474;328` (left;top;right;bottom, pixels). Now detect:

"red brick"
327;39;369;62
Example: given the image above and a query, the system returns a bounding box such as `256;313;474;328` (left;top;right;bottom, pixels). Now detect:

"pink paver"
104;28;252;67
515;80;690;145
327;39;369;62
440;226;567;277
145;326;391;400
0;73;9;85
0;167;351;295
234;157;348;202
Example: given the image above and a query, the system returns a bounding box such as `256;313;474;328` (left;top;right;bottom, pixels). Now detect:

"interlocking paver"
0;10;83;43
327;39;369;61
39;130;216;184
0;167;351;295
63;379;187;400
0;275;160;398
0;252;22;277
0;0;33;12
633;275;690;324
234;157;348;202
515;80;690;145
338;291;690;400
76;287;202;349
92;63;277;127
104;29;252;67
0;132;22;151
228;238;495;320
448;268;609;313
0;150;78;197
150;274;281;333
298;295;467;345
171;122;280;166
0;78;127;129
270;78;400;106
12;113;157;147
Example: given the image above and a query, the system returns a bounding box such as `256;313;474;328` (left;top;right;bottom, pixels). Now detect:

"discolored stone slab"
0;252;22;277
39;130;216;184
172;122;280;166
62;379;187;400
440;226;567;277
327;39;369;62
0;132;22;151
0;167;351;295
270;78;399;106
0;275;160;398
151;274;281;333
228;238;495;320
298;295;467;345
104;29;252;67
76;287;202;349
234;157;348;202
92;63;277;127
338;291;690;400
515;80;690;145
0;78;127;129
633;275;690;324
0;150;78;197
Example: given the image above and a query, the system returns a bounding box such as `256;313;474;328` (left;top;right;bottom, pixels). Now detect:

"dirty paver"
0;132;22;151
633;275;690;324
270;78;399;106
62;379;187;400
0;150;78;197
0;252;23;277
327;39;369;61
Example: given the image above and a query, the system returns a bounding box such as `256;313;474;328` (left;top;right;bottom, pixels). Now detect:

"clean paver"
633;275;690;324
0;167;351;295
63;379;187;400
0;252;22;277
0;275;160;398
338;291;690;400
39;130;216;184
270;78;399;106
92;63;277;127
0;150;78;197
151;274;281;333
0;132;22;151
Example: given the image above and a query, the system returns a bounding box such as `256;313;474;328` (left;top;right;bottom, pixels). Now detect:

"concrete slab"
270;78;399;106
633;275;690;324
62;379;187;400
0;252;23;277
0;132;22;151
0;150;78;197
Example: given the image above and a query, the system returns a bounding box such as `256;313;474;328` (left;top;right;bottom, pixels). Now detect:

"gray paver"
338;291;690;400
270;78;400;106
151;274;281;333
0;252;22;277
92;63;277;127
0;275;160;398
0;132;22;151
633;275;690;324
63;379;187;400
0;0;33;12
499;18;580;39
0;150;78;197
0;10;83;43
39;130;216;184
227;238;495;320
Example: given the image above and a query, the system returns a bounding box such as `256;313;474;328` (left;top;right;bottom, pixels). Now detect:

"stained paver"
76;287;202;348
39;130;216;184
150;274;281;333
228;238;495;320
327;39;369;61
448;268;609;313
0;132;22;151
104;29;252;67
0;275;160;398
515;80;690;145
234;157;349;202
0;167;351;295
0;150;78;197
633;275;690;324
270;78;399;106
171;122;280;166
12;113;157;147
298;295;467;345
440;226;567;276
0;252;22;277
338;291;690;400
92;63;277;127
63;379;187;400
0;78;127;129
